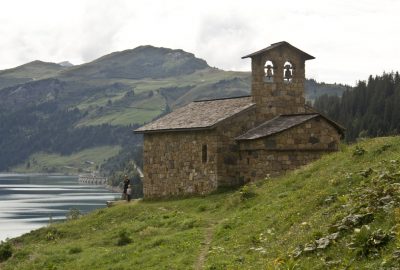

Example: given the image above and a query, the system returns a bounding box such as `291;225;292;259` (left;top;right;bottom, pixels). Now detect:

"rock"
341;213;374;228
359;168;374;178
392;249;400;260
324;195;336;204
379;195;392;205
316;237;330;249
337;225;350;231
327;232;340;240
370;229;391;247
303;242;316;253
292;246;303;258
323;257;342;267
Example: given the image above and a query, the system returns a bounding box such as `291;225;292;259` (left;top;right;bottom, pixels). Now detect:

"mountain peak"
63;45;210;79
58;61;74;67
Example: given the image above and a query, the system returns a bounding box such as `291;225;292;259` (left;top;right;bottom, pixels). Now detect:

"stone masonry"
135;41;344;198
237;116;341;182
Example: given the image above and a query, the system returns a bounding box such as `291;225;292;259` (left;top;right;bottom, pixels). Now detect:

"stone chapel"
135;41;344;198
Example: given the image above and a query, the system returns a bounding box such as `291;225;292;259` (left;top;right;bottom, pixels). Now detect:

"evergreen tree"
314;72;400;142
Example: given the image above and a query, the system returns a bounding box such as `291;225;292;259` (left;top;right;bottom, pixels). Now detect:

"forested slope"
314;72;400;141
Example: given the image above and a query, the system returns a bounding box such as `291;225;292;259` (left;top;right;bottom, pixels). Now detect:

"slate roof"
135;96;255;133
242;41;315;60
235;114;344;141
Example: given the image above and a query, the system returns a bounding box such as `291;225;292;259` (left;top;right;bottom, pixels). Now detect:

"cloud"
195;15;255;70
76;0;133;62
0;0;399;85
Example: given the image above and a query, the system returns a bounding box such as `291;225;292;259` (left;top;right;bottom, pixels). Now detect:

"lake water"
0;174;120;241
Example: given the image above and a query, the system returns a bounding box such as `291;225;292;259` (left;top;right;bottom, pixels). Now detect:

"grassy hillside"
1;136;399;269
12;146;121;174
60;46;209;80
0;60;67;89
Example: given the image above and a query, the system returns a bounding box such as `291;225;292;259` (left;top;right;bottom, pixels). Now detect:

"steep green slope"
1;137;399;269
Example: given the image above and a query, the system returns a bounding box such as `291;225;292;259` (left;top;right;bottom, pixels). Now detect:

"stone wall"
142;130;218;197
139;43;343;198
142;108;259;197
215;107;257;187
239;150;324;183
238;117;341;182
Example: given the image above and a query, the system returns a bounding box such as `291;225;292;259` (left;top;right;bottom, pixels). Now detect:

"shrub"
139;226;160;237
239;185;257;200
350;226;392;257
374;143;392;154
116;229;132;246
68;246;82;254
0;241;13;262
66;208;82;220
353;146;366;156
45;228;63;241
197;205;207;212
179;218;198;230
149;238;167;247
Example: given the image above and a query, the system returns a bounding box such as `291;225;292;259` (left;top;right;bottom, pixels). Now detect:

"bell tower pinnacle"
242;41;315;123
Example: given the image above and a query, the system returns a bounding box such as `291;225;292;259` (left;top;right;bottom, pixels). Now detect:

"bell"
266;65;273;78
284;65;292;80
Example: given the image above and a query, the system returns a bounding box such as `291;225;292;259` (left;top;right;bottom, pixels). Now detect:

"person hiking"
126;184;132;202
122;175;130;200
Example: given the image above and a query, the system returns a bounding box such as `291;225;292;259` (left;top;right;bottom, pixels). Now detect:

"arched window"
264;60;274;83
283;61;293;82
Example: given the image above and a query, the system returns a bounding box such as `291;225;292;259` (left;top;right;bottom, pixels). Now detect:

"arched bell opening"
263;60;274;83
283;61;294;83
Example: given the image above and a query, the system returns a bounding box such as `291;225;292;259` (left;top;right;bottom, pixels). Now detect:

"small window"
202;144;208;163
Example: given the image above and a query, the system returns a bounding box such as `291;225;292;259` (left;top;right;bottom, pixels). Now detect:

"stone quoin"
135;41;344;198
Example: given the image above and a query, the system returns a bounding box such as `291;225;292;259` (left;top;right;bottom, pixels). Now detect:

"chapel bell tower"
242;41;315;123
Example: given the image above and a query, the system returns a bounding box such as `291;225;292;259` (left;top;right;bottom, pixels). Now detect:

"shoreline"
0;174;121;242
105;184;122;193
0;172;78;177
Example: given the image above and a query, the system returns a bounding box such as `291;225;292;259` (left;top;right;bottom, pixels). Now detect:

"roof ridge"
235;114;318;141
280;113;319;116
242;41;315;60
134;96;255;133
193;95;251;102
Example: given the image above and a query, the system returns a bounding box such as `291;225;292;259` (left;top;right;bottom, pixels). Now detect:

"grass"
77;94;166;126
76;92;127;111
72;69;249;127
2;136;400;269
78;107;162;126
12;146;121;174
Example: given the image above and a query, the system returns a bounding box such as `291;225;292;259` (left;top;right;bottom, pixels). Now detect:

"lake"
0;173;120;241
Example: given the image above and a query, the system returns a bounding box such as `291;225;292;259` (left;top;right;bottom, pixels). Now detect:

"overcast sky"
1;0;399;85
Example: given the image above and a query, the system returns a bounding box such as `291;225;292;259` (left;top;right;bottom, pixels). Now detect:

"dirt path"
194;222;216;270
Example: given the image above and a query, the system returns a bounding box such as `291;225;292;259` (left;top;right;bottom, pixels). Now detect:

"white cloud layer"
0;0;399;85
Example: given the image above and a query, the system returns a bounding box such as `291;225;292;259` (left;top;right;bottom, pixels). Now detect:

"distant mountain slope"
58;61;74;67
305;78;347;100
0;60;68;89
0;45;347;173
61;46;210;79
